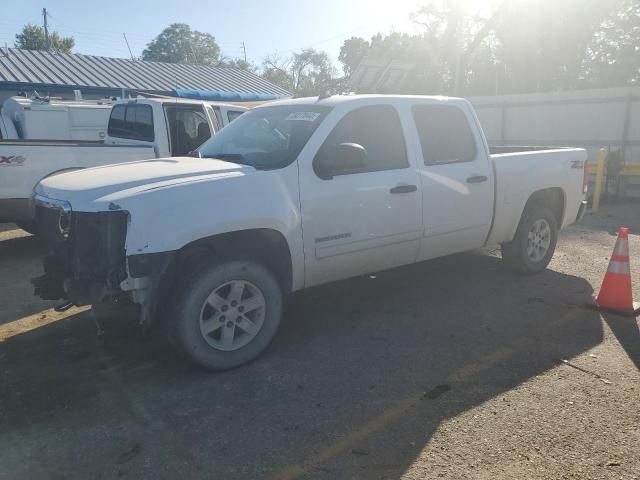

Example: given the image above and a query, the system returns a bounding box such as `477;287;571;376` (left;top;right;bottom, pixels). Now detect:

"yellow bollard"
592;148;606;212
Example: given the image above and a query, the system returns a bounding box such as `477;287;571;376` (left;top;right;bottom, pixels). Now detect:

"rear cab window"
412;104;477;165
227;110;244;124
107;104;154;142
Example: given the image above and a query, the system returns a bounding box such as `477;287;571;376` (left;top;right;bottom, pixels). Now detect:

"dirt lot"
1;204;639;480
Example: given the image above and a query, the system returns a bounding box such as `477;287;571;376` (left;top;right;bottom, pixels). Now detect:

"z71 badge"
0;155;26;166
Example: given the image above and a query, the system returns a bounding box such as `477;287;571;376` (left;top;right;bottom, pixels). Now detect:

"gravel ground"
0;203;639;480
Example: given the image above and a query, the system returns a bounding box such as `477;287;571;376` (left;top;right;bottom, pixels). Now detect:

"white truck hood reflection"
35;156;254;209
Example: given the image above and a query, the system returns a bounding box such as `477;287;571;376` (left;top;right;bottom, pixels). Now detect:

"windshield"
198;105;331;169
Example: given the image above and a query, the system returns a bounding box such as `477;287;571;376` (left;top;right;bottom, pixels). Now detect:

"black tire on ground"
501;205;558;274
169;260;283;371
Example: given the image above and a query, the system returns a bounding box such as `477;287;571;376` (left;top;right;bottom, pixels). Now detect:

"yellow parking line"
0;306;90;342
269;309;585;480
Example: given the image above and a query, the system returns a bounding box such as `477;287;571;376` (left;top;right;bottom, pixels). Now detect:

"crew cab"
32;95;588;370
0;97;246;227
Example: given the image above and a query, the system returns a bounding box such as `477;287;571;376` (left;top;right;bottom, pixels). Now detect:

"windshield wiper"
200;153;251;166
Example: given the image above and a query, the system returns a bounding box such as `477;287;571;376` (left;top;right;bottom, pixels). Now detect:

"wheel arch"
521;187;566;229
157;228;294;309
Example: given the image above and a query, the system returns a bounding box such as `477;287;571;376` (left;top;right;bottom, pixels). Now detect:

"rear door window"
107;104;155;142
412;105;477;165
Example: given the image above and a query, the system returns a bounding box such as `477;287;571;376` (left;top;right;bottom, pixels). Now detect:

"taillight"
583;161;590;194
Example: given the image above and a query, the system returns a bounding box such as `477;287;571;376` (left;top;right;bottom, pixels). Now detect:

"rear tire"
501;205;558;274
169;260;283;371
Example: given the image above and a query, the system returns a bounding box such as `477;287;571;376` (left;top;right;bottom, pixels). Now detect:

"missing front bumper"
33;204;129;305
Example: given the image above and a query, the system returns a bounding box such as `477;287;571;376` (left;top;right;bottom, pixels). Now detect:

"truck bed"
489;145;573;155
487;147;587;246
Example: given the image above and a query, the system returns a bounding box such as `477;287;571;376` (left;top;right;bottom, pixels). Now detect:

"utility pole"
42;8;50;51
123;33;134;60
241;42;247;63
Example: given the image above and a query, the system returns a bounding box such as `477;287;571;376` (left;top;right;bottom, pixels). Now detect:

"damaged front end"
32;194;130;311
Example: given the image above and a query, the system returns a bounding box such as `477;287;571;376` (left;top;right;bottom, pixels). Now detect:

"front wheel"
501;206;558;274
169;260;283;370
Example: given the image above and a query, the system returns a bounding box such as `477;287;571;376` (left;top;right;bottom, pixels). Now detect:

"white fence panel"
470;87;640;166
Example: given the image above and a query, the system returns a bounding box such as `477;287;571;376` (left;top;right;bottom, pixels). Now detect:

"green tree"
492;0;620;93
583;0;640;88
220;58;258;73
142;23;221;65
338;37;370;76
262;49;336;96
341;0;638;96
15;24;74;53
410;0;507;94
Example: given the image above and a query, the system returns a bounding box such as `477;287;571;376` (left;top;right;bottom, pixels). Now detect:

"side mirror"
314;142;367;180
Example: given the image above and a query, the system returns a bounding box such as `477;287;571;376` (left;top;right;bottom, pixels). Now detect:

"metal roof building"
0;48;290;103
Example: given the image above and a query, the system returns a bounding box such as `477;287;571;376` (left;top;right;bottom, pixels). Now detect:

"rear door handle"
466;175;488;184
390;184;418;194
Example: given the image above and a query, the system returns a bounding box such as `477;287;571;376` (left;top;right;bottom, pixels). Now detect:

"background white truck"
0;97;246;227
33;95;588;370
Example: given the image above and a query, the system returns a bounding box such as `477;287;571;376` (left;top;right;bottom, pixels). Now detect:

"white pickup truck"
0;97;246;227
32;95;588;370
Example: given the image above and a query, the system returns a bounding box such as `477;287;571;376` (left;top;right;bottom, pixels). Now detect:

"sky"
0;0;425;66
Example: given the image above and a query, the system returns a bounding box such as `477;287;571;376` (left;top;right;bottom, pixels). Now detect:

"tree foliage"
262;49;337;96
142;23;221;65
583;0;640;88
337;0;640;96
15;24;74;53
222;58;258;72
338;37;370;76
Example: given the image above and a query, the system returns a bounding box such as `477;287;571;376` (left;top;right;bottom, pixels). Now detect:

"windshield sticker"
0;155;26;167
285;112;321;122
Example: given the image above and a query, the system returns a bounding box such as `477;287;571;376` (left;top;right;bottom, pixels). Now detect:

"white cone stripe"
608;260;630;274
613;238;629;256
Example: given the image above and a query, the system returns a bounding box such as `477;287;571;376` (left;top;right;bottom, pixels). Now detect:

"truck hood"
36;156;254;208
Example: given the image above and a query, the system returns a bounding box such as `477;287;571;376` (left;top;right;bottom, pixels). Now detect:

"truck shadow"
0;253;602;479
0;233;55;325
602;313;640;371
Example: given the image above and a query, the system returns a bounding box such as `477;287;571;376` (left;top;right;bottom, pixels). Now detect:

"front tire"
501;205;558;274
169;260;283;370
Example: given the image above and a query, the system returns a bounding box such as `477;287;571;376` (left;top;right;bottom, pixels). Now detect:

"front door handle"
466;175;488;184
390;184;418;194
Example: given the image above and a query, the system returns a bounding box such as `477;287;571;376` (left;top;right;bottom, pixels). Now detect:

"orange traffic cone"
587;227;639;317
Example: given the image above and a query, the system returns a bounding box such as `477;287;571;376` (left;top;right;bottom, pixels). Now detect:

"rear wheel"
169;260;283;370
501;205;558;274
